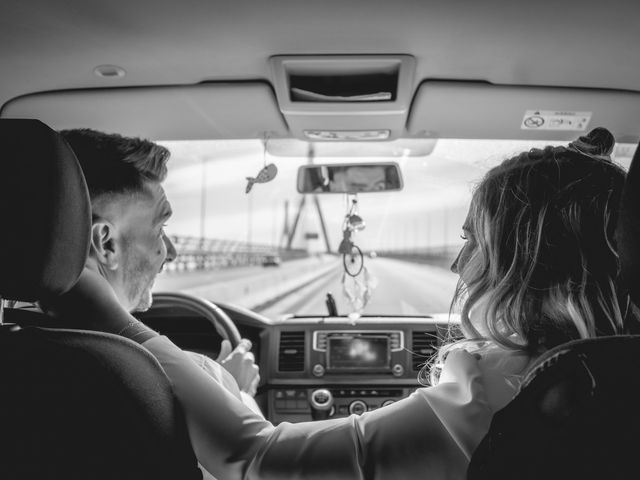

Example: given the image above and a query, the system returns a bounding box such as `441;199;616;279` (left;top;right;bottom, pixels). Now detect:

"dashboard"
137;301;452;424
263;318;447;423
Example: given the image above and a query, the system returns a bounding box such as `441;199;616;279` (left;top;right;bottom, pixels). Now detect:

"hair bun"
569;127;615;160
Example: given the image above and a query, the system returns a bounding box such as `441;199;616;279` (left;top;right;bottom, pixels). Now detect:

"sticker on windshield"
521;110;591;131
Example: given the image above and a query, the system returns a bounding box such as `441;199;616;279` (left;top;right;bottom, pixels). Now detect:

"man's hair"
60;129;169;199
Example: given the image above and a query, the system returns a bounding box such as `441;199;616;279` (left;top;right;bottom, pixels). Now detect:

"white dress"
143;336;529;480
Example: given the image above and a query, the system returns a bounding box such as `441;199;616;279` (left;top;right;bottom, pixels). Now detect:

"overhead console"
270;55;415;141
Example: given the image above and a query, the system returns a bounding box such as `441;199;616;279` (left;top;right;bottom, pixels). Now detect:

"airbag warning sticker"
521;110;591;131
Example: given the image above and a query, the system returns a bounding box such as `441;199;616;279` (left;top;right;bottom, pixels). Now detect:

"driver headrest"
616;143;640;305
0;119;91;302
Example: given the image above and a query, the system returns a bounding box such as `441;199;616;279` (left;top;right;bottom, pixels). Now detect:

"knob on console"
349;399;367;415
310;389;334;420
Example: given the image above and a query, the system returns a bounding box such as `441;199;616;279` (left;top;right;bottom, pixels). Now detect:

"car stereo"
311;330;405;376
327;335;390;371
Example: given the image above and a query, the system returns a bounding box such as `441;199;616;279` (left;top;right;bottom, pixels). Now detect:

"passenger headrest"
0;119;91;302
616;142;640;305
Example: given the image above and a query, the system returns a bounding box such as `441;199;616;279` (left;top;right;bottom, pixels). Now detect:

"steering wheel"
150;292;242;348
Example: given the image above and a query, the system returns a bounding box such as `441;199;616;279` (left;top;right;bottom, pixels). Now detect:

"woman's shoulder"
475;346;530;411
438;345;530;412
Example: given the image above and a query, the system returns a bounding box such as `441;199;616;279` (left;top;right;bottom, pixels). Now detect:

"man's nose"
164;233;177;262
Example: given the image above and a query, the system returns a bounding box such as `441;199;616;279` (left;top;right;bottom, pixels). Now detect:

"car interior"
2;0;640;477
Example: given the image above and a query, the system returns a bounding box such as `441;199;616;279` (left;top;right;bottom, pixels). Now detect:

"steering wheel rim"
150;292;242;348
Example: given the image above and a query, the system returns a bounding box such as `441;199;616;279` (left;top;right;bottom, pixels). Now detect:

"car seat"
467;141;640;479
0;119;202;480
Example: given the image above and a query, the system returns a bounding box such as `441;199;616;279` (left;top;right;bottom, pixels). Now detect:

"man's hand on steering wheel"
216;338;260;397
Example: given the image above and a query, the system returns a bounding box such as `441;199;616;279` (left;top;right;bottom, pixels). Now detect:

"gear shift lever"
309;389;334;420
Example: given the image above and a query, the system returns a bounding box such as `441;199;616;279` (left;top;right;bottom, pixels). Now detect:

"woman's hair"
423;128;628;384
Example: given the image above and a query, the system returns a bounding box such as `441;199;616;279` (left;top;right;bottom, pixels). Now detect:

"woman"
58;128;629;479
432;126;628;383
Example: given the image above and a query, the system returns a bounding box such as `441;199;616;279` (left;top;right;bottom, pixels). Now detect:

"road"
154;256;459;321
258;257;459;320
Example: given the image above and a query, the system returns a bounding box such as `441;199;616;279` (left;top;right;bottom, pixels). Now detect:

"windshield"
153;138;636;321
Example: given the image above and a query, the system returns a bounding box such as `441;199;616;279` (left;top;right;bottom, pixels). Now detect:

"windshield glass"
153;139;636;321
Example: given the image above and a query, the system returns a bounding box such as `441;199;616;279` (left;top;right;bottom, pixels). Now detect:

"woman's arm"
145;335;489;480
56;268;491;480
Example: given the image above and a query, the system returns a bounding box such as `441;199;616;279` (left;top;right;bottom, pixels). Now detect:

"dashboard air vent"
412;330;438;371
278;331;305;372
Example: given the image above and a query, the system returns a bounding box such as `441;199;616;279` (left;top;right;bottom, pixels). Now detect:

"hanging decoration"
245;135;277;193
339;196;377;319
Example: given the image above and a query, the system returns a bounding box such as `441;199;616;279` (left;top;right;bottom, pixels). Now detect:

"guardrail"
155;254;341;311
165;235;308;272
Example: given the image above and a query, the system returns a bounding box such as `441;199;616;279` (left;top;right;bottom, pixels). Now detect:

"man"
329;165;388;192
308;164;389;193
59;128;260;403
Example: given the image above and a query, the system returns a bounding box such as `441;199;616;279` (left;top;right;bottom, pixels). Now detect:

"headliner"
2;0;640;108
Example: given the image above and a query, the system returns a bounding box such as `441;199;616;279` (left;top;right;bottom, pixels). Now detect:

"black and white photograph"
2;0;640;478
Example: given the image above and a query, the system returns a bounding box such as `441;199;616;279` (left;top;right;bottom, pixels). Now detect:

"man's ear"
90;220;119;270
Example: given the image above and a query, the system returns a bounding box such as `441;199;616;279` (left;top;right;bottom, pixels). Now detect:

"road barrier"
156;255;340;311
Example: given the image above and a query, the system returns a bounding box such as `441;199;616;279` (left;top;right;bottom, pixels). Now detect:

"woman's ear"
90;220;119;270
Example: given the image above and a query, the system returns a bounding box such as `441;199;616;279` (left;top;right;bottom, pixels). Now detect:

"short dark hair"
60;129;169;199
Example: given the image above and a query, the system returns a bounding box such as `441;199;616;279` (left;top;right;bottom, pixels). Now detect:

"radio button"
312;364;325;377
382;400;395;407
349;400;367;415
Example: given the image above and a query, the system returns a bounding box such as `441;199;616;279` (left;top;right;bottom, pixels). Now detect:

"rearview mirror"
297;162;403;194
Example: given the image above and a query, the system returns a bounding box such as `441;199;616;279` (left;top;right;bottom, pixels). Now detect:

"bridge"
165;234;309;272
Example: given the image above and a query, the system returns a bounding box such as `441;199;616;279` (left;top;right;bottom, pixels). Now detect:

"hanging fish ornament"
246;163;278;193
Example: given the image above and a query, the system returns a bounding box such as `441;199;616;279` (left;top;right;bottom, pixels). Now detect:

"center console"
267;325;428;424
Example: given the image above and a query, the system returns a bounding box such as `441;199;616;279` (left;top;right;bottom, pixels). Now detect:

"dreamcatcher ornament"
342;268;378;322
338;196;378;320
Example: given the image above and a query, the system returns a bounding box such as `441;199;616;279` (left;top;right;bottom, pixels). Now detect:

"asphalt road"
258;257;459;320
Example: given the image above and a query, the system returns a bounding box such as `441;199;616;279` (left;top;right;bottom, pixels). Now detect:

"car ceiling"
2;0;640;140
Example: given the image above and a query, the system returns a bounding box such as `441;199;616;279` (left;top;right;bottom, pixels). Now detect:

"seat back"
0;326;202;480
468;335;640;480
468;141;640;480
0;119;201;480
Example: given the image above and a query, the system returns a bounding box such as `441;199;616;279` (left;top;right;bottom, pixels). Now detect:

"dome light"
93;65;126;78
